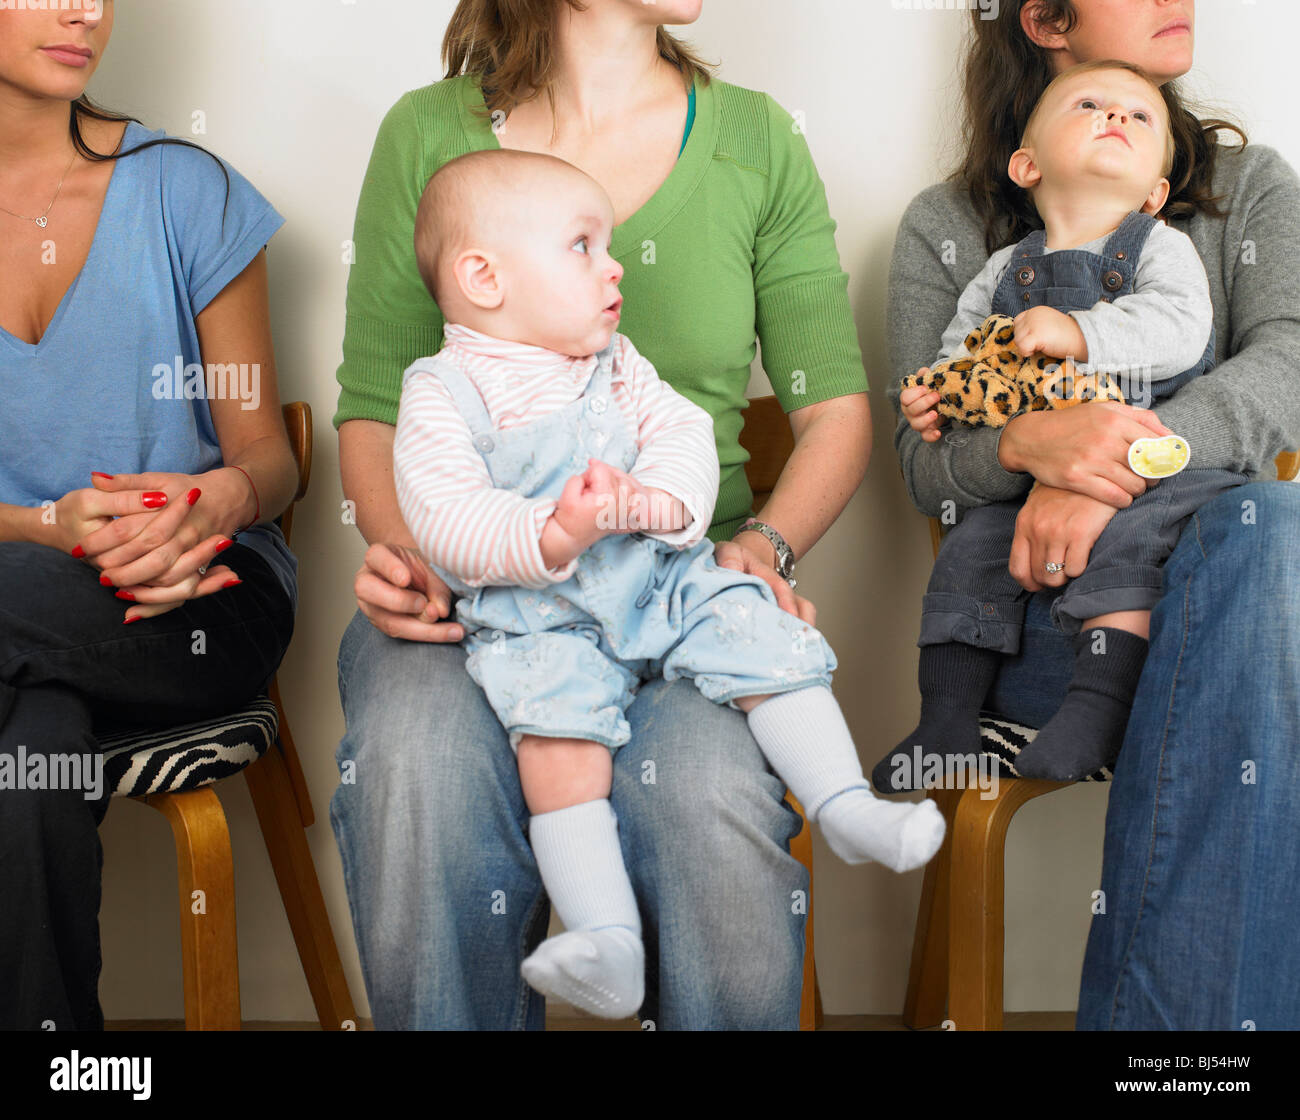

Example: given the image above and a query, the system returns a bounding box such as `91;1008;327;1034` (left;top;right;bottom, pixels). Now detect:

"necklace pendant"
35;216;47;228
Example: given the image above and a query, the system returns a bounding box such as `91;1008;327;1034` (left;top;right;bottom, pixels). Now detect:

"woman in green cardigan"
330;0;870;1029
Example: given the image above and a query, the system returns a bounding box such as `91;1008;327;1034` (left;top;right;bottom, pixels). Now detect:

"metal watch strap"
735;517;796;587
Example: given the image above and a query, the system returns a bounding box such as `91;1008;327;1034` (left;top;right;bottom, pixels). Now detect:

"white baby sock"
746;686;946;872
522;798;645;1019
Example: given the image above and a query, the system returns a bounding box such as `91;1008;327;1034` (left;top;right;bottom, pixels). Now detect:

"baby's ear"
1007;147;1040;191
1141;176;1172;218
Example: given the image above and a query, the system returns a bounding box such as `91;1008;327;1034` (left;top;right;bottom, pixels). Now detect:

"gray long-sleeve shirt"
938;221;1213;390
888;144;1300;518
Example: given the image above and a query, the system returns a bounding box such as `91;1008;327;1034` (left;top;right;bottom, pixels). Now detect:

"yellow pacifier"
1128;434;1190;479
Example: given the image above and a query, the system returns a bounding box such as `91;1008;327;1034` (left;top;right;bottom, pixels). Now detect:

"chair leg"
244;741;357;1029
902;787;962;1028
787;795;820;1030
142;787;241;1030
947;779;1069;1030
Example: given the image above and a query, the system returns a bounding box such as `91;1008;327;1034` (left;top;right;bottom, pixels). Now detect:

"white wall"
90;0;1300;1021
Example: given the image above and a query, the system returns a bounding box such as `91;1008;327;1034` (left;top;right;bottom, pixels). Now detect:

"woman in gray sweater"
881;1;1300;1028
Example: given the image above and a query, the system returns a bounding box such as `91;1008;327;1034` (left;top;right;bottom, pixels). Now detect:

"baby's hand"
550;459;651;552
1013;306;1088;359
901;378;945;442
582;459;656;535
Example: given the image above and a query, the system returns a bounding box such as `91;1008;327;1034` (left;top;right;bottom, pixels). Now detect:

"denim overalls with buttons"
991;209;1215;405
418;337;835;752
920;211;1246;649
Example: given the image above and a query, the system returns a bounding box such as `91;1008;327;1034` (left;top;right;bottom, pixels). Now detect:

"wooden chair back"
738;395;795;508
278;401;313;547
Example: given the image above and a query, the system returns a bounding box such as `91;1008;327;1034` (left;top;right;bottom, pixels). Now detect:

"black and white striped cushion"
101;697;279;799
978;712;1112;782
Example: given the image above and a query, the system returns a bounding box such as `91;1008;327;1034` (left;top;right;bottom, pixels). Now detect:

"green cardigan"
334;72;868;542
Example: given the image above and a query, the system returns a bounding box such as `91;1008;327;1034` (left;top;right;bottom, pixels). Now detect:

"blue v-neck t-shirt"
0;121;297;609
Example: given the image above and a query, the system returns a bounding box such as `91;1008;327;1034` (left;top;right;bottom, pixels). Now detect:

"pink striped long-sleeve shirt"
394;323;720;591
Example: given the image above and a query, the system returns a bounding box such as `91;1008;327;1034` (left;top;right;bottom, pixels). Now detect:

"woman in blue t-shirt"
0;3;298;1029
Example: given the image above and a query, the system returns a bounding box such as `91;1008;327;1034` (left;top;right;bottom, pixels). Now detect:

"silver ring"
197;563;209;576
1045;561;1065;574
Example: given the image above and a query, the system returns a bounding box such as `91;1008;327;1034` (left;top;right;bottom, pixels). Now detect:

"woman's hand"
354;542;464;643
1008;481;1123;592
75;469;250;587
714;535;816;625
44;477;172;556
998;400;1171;507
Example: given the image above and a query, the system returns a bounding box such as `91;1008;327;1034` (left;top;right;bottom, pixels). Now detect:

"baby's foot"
520;926;644;1019
818;789;945;872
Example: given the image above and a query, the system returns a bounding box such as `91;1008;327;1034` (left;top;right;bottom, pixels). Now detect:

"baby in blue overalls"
394;148;946;1019
873;61;1246;789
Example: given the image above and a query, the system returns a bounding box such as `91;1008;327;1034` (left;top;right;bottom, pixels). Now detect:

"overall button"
589;396;608;414
1016;266;1036;286
1102;269;1124;291
473;435;495;453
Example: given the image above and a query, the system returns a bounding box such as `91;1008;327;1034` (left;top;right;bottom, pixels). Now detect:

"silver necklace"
0;146;79;229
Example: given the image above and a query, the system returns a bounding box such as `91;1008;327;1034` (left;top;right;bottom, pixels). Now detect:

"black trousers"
0;541;294;1030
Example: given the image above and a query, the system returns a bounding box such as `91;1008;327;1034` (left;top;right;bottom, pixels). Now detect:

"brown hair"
441;0;716;125
955;0;1247;254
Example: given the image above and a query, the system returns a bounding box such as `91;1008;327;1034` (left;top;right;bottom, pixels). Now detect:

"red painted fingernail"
71;545;85;558
100;574;114;587
222;578;242;589
123;615;140;625
115;590;136;601
92;471;113;481
186;488;201;506
215;538;234;553
143;491;167;508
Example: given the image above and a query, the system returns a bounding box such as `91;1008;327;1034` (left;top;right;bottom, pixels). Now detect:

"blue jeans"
984;482;1300;1029
329;609;807;1030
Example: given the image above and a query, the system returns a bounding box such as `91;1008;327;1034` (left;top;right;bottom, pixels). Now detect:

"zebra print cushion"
978;711;1112;782
101;697;279;799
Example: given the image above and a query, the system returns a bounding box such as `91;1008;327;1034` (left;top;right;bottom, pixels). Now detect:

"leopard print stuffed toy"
903;313;1125;428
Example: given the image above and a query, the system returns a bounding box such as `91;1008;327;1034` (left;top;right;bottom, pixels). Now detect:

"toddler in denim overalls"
874;62;1247;791
395;149;945;1019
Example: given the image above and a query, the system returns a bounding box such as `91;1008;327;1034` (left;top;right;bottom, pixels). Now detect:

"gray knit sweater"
887;144;1300;518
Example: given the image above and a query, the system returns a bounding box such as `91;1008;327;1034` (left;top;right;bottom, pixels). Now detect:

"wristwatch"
734;517;797;588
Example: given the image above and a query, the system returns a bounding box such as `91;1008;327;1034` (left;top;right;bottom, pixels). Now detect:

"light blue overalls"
411;338;836;752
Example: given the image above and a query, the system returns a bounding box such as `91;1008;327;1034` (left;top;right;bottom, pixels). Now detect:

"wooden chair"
738;394;823;1031
902;448;1300;1030
100;402;356;1030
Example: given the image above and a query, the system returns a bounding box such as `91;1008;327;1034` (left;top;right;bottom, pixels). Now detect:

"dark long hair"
69;94;231;224
955;0;1247;254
